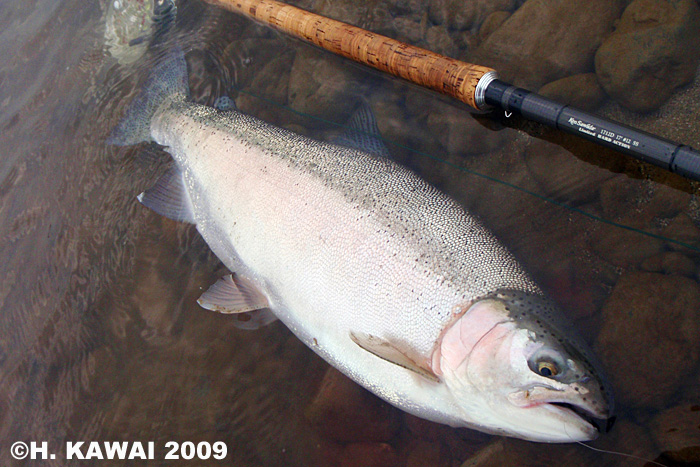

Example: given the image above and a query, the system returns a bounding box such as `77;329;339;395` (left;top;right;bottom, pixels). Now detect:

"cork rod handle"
202;0;496;109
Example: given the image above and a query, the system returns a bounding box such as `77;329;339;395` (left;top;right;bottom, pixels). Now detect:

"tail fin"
108;48;189;146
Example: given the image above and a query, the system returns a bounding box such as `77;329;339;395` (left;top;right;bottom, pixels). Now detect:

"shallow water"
1;0;699;466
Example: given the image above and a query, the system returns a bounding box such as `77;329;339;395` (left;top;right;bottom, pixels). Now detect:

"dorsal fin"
333;102;390;158
214;96;237;111
137;165;195;223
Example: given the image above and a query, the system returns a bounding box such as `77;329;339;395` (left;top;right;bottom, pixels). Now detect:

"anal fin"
198;274;270;314
349;332;439;382
138;165;195;223
230;308;278;331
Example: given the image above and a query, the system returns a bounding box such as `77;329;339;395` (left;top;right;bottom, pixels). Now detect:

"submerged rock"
104;0;158;65
459;438;591;466
598;176;646;221
339;442;402;467
404;413;451;441
305;367;401;443
583;418;657;467
524;139;615;204
222;38;290;90
595;0;700;112
538;73;607;111
426;101;509;156
641;184;693;223
458;440;522;467
640;251;696;277
406;439;449;467
314;0;381;28
594;179;696;266
474;0;626;88
660;213;700;253
595;272;700;408
428;0;516;31
392;15;428;43
598;177;691;226
478;11;511;42
650;403;700;464
424;25;458;57
236;52;296;124
287;49;372;124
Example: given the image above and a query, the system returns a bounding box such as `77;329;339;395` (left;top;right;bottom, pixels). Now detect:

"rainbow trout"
110;49;614;442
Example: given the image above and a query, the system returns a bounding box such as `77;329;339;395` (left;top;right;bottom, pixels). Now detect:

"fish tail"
108;48;189;146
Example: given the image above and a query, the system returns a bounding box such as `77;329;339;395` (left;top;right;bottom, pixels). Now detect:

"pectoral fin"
198;274;270;314
138;165;195;223
349;332;439;382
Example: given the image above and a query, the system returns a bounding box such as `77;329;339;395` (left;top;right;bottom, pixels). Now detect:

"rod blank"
484;80;700;181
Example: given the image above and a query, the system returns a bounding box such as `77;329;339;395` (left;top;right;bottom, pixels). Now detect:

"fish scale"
161;97;542;299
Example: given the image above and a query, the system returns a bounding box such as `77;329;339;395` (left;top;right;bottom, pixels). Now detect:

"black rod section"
483;79;700;181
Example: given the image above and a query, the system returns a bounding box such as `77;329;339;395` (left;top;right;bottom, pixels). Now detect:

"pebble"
640;251;696;276
538;73;607;111
406;439;449;467
459;438;591;466
524;139;615;204
582;418;657;467
595;0;700;112
474;0;626;88
595;271;700;408
660;213;700;252
339;442;403;467
428;0;516;31
236;52;296;124
589;219;666;269
478;11;511;41
650;402;700;464
426;100;510;156
305;367;402;443
424;25;458;57
597;176;645;221
287;48;372;124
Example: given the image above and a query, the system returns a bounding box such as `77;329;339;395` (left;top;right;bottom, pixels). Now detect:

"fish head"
437;289;614;443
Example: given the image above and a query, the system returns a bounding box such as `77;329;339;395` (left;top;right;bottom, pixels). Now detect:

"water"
1;0;699;465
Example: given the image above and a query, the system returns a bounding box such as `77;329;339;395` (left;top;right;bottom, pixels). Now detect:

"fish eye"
536;361;559;377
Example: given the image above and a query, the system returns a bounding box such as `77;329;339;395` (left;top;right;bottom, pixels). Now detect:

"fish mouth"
548;402;615;434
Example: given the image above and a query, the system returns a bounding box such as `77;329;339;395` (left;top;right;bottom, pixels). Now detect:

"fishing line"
561;423;667;466
228;84;700;253
576;441;668;467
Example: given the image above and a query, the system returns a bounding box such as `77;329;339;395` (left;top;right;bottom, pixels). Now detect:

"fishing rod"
202;0;700;182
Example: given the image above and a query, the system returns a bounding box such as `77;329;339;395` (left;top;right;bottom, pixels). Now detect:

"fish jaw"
435;296;613;442
505;388;600;442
